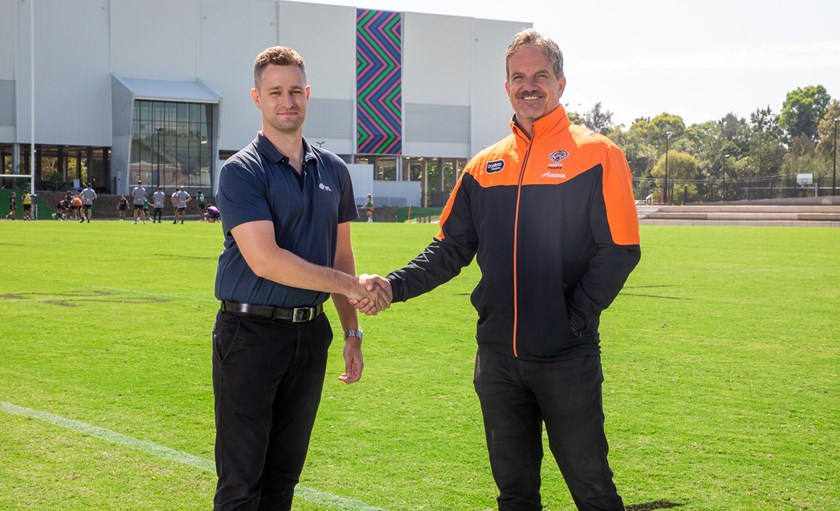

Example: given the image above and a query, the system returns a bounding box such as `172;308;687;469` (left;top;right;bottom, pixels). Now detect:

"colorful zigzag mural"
356;9;402;155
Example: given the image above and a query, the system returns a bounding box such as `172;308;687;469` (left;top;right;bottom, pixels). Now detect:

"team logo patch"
486;159;505;174
548;149;569;169
318;183;332;192
549;150;568;163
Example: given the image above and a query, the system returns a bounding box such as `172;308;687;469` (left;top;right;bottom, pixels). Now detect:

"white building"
0;0;530;206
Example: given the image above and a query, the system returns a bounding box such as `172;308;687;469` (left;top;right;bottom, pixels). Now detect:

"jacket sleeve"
387;175;478;302
567;144;641;333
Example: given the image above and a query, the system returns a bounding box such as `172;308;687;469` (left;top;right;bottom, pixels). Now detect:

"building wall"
8;0;111;146
471;19;528;155
36;0;111;146
198;0;279;153
0;0;16;141
278;1;357;155
1;0;530;193
111;0;199;82
10;0;31;144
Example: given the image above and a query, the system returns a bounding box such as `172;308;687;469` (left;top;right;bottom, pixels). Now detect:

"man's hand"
339;336;363;384
349;274;392;315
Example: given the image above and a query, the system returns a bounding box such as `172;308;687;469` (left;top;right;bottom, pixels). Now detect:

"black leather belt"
221;300;323;322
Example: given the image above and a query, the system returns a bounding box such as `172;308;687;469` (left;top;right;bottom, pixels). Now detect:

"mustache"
516;90;544;98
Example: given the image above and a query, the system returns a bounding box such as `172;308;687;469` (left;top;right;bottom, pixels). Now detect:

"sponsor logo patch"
486;159;505;174
318;183;333;192
541;171;566;179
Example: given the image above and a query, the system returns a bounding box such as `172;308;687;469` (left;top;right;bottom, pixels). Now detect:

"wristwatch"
344;329;363;342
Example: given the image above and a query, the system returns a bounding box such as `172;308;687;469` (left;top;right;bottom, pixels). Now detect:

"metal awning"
112;75;221;103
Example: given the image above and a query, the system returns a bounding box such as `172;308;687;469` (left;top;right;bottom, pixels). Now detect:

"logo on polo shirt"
486;160;505;174
318;183;333;192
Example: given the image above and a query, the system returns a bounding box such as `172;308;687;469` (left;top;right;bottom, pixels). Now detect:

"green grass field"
0;220;837;511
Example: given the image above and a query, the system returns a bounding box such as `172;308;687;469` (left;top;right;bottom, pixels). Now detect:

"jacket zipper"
512;128;533;358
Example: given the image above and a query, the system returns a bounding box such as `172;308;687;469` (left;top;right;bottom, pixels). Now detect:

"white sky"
290;0;840;127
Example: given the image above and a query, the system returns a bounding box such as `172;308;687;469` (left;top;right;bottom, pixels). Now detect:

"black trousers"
473;348;624;511
152;208;162;222
212;309;333;511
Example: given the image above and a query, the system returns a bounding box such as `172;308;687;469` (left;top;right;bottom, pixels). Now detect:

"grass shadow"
626;501;684;511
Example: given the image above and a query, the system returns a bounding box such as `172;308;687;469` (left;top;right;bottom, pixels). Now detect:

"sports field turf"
0;220;837;510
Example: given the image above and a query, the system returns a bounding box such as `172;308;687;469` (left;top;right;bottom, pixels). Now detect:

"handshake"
348;274;392;316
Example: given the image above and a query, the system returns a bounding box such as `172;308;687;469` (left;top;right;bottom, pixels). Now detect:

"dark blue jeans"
473;348;624;511
212;309;333;511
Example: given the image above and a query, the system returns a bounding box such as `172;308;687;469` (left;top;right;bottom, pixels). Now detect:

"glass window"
177;103;189;124
130;100;214;192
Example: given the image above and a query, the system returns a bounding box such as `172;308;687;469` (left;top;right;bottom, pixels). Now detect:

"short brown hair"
254;46;306;88
505;28;564;80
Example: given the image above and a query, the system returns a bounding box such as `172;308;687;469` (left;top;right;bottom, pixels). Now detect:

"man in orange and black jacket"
362;29;640;511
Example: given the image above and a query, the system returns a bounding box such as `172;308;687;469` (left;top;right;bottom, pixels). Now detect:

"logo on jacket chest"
542;149;569;178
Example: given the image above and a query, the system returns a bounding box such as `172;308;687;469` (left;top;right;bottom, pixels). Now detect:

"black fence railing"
634;175;838;204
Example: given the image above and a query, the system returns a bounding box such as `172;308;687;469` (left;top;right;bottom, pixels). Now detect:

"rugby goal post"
1;171;38;220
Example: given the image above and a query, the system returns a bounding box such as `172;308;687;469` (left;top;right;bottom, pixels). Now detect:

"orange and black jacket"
387;105;641;361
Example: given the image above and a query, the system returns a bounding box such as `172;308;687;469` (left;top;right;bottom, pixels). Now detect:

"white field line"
0;401;383;511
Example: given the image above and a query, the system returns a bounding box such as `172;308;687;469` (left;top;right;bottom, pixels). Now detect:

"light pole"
664;131;673;204
156;127;164;188
833;118;838;196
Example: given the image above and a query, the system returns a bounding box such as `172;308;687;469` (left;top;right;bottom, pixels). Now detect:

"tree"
650;150;700;204
750;106;783;139
583;102;613;135
779;85;831;143
684;120;739;195
727;106;785;179
651;150;700;182
621;117;657;177
815;100;840;156
649;113;687;150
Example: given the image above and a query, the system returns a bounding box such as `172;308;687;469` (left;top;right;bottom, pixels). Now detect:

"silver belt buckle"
292;307;313;322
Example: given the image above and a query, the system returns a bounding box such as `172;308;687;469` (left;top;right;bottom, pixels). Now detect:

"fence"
635;175;839;204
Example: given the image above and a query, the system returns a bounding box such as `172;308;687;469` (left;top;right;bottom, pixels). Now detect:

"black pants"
473;348;624;511
212;310;333;511
152;208;162;222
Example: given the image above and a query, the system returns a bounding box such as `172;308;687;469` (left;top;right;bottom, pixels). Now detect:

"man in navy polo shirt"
212;46;385;511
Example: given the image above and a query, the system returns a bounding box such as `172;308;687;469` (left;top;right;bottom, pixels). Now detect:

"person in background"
70;195;83;221
132;181;147;224
172;186;191;224
364;193;374;222
5;191;16;220
79;183;97;223
22;191;32;220
152;187;166;223
197;189;207;221
116;194;128;220
206;203;221;223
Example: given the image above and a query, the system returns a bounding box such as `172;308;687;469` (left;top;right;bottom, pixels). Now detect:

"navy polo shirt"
214;133;358;307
